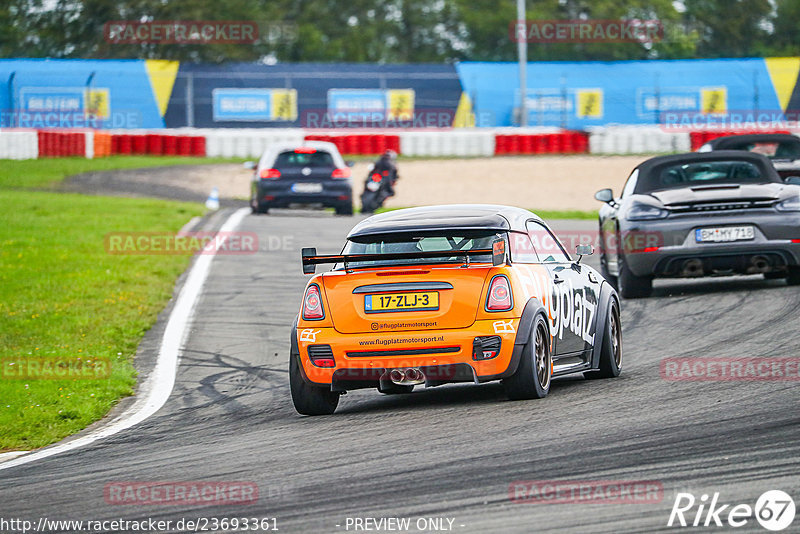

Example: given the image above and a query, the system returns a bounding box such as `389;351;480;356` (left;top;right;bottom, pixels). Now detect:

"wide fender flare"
590;281;620;370
494;298;549;380
290;314;318;386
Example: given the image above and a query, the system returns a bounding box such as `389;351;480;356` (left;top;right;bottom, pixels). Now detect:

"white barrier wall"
399;130;495;157
0;131;38;159
203;129;306;158
587;127;691;155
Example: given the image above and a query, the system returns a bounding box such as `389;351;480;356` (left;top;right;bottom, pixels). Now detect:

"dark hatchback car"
698;133;800;183
595;151;800;298
249;141;353;215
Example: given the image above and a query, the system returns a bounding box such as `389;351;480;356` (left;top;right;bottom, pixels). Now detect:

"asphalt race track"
2;209;799;533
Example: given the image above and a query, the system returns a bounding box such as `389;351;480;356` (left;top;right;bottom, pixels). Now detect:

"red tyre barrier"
533;135;547;154
177;135;192;156
507;135;520;155
355;134;369;155
36;131;48;157
132;134;147;155
342;135;358;155
373;134;387;154
494;135;508;155
561;132;575;154
74;132;85;157
190;136;206;156
385;135;400;153
118;134;132;155
572;131;589;153
147;134;163;155
519;135;533;154
163;135;177;155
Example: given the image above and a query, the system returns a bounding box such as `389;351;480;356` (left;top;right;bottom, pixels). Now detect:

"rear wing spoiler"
302;238;506;274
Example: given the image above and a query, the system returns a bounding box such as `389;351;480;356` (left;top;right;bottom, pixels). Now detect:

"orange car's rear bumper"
297;318;522;387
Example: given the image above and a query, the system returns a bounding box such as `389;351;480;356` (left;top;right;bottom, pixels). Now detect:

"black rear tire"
787;267;800;286
618;255;652;298
503;315;551;400
335;203;353;216
585;298;622;379
289;353;339;415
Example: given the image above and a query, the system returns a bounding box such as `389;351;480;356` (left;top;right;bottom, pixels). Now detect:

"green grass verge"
0;156;215;451
0;156;244;189
0;190;204;450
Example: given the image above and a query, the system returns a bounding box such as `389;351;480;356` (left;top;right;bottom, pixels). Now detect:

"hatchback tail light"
303;284;325;320
260;168;281;179
332;167;351;179
486;275;513;311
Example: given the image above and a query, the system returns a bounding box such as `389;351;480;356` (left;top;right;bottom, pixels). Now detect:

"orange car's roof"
348;204;543;239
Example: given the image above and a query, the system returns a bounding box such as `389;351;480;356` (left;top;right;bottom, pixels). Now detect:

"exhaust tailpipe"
681;259;704;277
749;256;771;274
404;368;423;382
389;369;405;384
388;368;425;385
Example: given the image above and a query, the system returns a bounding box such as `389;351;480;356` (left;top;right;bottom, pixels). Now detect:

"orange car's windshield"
339;231;502;269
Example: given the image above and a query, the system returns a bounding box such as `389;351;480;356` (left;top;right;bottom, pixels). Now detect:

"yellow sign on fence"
576;89;603;118
701;87;727;114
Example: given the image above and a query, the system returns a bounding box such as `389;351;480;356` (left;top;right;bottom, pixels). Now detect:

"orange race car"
289;205;622;415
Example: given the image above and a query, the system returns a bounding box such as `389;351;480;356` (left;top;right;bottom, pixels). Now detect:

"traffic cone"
205;187;220;210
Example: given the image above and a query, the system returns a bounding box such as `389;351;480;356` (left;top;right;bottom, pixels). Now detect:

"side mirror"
302;247;317;275
243;161;256;170
575;244;593;264
594;188;614;204
785;176;800;185
345;160;355;167
492;238;506;266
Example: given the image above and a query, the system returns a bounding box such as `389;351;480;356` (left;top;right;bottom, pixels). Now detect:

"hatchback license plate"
291;183;323;193
695;226;755;243
365;292;439;313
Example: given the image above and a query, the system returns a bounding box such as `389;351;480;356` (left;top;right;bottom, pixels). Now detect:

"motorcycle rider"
371;149;398;196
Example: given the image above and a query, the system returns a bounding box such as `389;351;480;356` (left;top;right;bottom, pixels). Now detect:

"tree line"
0;0;797;63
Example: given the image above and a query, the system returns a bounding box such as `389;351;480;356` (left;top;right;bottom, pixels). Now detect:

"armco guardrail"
1;127;797;160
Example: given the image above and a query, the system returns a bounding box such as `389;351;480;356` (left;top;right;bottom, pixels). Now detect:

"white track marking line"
0;207;251;472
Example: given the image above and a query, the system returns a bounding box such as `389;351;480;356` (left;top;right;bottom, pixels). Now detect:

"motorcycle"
360;165;397;213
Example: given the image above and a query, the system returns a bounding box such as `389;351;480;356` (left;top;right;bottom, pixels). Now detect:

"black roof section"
705;133;800;149
347;204;541;239
632;150;782;194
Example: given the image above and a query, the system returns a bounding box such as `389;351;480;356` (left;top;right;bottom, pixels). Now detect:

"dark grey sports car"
595;151;800;298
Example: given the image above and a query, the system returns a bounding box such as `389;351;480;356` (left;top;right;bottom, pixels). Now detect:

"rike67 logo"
668;490;795;531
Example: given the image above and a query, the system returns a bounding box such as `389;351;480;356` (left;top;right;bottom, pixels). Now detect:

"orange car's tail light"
303;284;325;320
260;168;281;179
332;167;351;179
308;345;335;367
486;275;513;311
